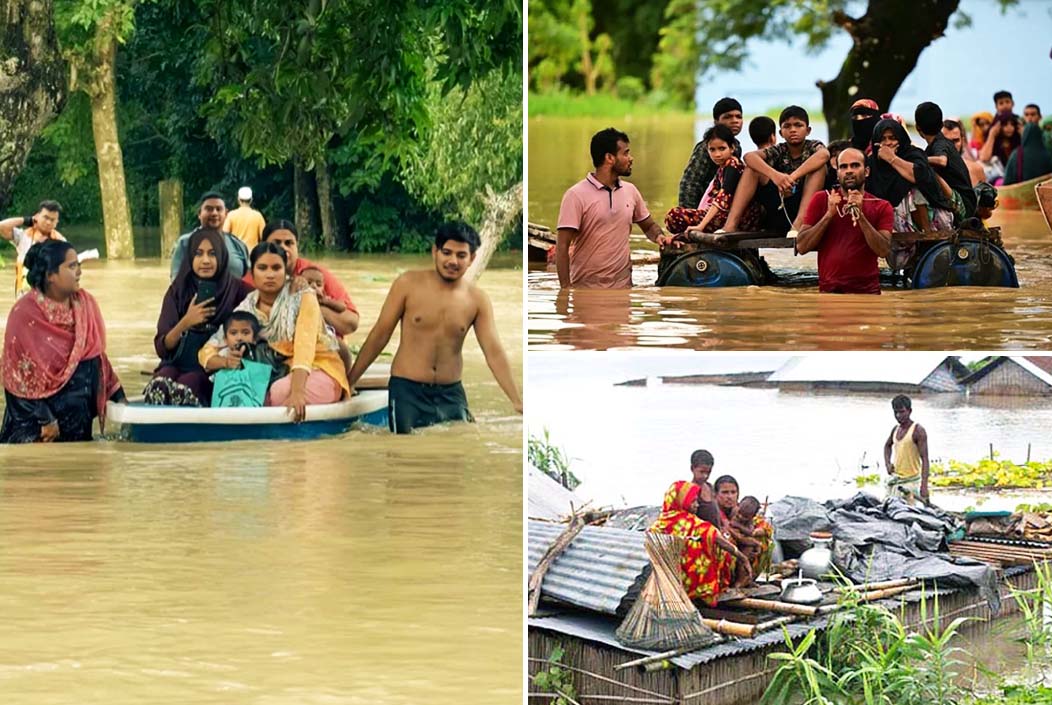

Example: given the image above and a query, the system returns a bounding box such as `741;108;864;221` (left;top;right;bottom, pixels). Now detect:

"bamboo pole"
858;584;915;602
838;577;917;593
528;514;585;616
723;597;819;616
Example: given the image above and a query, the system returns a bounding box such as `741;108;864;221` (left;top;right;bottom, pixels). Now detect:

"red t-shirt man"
801;189;894;294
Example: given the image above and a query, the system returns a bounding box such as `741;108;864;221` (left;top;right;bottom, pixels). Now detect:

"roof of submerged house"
767;354;966;386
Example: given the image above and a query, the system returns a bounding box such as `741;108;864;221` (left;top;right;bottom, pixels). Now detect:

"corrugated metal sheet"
530;582;965;670
768;354;960;385
528;467;583;521
528;520;649;615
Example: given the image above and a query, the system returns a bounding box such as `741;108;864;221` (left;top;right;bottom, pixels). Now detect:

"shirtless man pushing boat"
346;222;522;433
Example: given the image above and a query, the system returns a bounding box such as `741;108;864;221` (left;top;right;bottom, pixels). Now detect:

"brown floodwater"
0;252;523;704
527;116;1052;350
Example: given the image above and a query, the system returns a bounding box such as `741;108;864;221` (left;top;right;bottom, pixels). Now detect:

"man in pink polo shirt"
556;128;670;288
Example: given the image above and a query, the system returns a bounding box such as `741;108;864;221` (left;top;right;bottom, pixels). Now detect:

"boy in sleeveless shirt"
883;395;930;504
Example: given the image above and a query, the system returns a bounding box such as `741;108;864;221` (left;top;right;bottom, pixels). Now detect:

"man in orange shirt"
223;186;265;249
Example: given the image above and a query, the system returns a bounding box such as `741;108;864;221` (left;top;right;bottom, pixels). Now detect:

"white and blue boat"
105;390;389;443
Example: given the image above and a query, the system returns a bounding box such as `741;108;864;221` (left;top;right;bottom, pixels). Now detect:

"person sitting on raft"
648;480;752;606
721;105;830;235
824;140;851;190
145;227;253;406
916;102;976;223
796;148;893;295
201;242;349;422
1003;122;1052;186
868;118;957;236
713;474;775;576
677;97;745;209
848;98;882;155
942;120;987;187
1;240;124;443
664;124;762;240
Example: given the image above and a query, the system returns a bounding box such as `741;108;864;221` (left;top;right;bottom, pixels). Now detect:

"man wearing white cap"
223;186;266;249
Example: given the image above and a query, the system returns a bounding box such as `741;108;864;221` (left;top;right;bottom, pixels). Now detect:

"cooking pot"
780;576;823;605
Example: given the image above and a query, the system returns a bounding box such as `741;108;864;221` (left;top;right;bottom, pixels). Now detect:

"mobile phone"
196;280;217;303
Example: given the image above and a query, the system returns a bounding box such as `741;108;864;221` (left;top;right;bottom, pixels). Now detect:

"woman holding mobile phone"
144;227;252;406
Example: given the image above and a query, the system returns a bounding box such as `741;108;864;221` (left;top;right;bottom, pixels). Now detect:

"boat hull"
997;172;1051;210
106;390;389;443
1037;179;1052;234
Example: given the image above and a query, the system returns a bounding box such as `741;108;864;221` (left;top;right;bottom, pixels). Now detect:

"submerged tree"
686;0;1015;136
56;0;138;258
0;0;65;203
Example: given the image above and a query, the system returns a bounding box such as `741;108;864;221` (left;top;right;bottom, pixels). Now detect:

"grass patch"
528;91;694;119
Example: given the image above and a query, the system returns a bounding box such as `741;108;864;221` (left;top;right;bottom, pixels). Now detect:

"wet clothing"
0;359;110;442
387;375;474;434
1;289;122;442
1003;123;1052;185
648;481;735;607
678;137;743;208
802;189;894;294
557;173;650;289
924;134;977;220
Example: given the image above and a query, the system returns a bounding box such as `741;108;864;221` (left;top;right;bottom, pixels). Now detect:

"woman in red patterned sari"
648;480;750;606
1;241;124;443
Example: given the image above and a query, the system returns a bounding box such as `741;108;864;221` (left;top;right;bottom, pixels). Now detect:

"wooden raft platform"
528;221;1003;256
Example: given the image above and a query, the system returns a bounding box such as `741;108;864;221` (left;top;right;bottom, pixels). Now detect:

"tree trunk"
158;179;182;257
88;20;134;258
0;0;65;203
466;181;523;283
293;160;318;243
819;0;959;141
576;5;595;96
315;160;335;250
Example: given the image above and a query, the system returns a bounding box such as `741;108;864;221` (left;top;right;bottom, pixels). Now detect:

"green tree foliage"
649;0;700;110
404;68;522;228
11;0;523;255
527;0;615;94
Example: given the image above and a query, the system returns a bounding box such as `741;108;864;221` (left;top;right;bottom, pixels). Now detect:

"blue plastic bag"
211;359;272;408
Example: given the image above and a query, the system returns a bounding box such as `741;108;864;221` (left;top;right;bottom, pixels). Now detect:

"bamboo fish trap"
616;532;716;651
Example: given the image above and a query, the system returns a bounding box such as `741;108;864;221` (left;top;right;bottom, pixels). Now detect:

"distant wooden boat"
998;172;1052;210
1037;179;1052;234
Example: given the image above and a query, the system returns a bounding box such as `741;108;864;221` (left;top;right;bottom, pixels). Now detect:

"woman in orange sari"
648;481;750;606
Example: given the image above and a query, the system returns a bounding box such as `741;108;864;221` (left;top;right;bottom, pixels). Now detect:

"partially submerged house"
962;356;1052;396
766;354;968;393
528;518;1045;705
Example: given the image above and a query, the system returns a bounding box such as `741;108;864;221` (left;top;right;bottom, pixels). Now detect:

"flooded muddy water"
528;116;1052;350
0;252;523;704
527;354;1052;510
